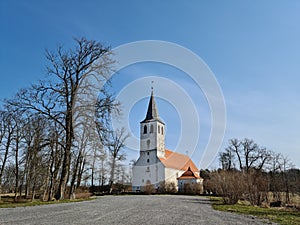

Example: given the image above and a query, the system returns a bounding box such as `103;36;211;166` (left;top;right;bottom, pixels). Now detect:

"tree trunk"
76;157;86;189
91;151;97;190
56;149;70;200
69;152;81;199
109;158;116;194
31;178;36;201
101;160;105;187
14;138;19;201
55;115;72;200
0;132;11;200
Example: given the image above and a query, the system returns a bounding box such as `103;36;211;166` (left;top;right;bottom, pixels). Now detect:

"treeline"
202;138;300;206
0;38;129;201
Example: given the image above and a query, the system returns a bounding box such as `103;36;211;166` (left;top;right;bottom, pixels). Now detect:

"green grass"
210;197;300;225
0;197;95;208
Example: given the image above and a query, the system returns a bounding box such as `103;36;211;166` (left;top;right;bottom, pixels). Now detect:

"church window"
146;166;150;172
147;152;150;155
150;124;154;133
158;125;160;133
147;159;150;163
147;140;150;149
143;125;147;134
161;126;164;135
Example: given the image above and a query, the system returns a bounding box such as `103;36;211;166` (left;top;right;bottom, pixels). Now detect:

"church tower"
132;88;202;192
140;90;165;158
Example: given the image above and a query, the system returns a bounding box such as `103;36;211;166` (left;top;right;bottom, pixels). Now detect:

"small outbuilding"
177;167;203;194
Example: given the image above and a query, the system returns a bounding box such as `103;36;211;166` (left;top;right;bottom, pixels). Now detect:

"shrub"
144;181;155;194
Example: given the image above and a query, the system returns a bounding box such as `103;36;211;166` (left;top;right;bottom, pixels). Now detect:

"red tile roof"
177;166;200;179
159;149;199;176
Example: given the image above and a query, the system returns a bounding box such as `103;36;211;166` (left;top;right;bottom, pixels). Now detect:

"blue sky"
1;1;300;168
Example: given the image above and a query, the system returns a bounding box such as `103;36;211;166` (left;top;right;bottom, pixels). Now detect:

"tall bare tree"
0;109;16;199
7;38;114;199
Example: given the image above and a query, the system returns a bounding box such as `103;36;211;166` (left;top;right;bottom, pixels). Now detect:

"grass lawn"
0;196;95;208
210;197;300;225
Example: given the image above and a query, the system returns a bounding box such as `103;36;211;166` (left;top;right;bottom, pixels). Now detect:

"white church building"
132;90;203;192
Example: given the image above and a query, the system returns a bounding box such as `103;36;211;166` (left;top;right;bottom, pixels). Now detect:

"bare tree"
216;138;274;206
22;114;49;200
269;152;300;205
219;148;235;170
7;38;114;200
224;138;272;173
279;155;293;203
88;134;105;191
99;149;107;187
10;112;24;200
105;128;129;193
0;110;16;199
44;121;64;201
69;119;90;199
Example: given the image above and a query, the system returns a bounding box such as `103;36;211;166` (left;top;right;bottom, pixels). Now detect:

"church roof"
141;91;164;124
177;166;201;180
159;149;199;176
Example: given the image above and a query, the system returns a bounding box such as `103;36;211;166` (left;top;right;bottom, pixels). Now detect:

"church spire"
141;86;164;124
144;90;159;120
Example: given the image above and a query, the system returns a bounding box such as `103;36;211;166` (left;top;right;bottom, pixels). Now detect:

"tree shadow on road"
180;196;212;205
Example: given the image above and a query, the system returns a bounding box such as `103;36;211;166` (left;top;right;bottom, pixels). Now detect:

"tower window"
147;152;150;155
147;159;150;163
147;140;150;149
143;125;147;134
150;124;154;133
161;126;164;135
158;125;160;133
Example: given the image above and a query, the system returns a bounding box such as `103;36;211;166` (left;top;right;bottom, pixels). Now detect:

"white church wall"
164;168;185;187
140;121;165;157
140;122;156;151
132;159;165;192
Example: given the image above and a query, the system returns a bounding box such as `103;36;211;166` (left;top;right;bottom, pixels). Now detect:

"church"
132;90;203;193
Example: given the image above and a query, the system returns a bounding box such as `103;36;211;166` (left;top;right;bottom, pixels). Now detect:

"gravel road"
0;195;276;225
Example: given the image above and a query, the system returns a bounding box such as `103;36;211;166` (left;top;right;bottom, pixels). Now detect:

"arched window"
161;126;164;135
158;125;160;134
147;140;150;149
150;124;154;133
143;125;147;134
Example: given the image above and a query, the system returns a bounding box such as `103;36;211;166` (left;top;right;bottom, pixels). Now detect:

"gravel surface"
0;195;277;225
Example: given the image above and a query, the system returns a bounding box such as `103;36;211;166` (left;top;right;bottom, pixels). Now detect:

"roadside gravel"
0;195;277;225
